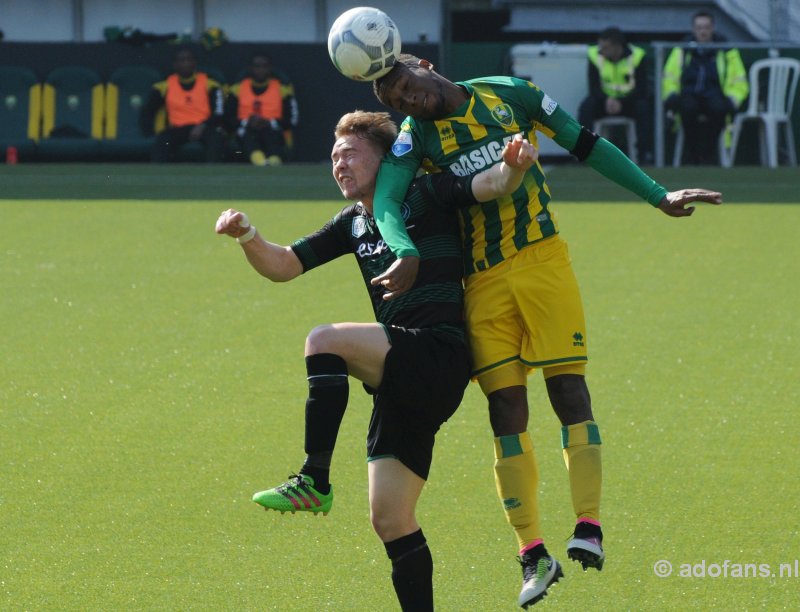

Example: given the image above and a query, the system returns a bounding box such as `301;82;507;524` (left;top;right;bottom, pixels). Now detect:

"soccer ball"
327;7;402;81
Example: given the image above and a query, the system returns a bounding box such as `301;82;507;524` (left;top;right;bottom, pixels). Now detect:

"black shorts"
366;325;471;480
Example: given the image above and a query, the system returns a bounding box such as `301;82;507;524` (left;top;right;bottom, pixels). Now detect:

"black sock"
384;529;433;612
300;353;348;495
299;452;332;489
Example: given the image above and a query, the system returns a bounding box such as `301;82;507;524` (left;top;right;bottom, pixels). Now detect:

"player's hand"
215;208;252;238
657;189;722;217
502;133;538;170
370;256;420;301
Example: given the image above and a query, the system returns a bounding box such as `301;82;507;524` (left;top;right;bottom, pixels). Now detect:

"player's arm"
373;160;419;257
370;159;421;300
215;208;303;282
224;85;241;133
139;84;165;137
470;133;538;202
549;112;721;216
207;80;226;128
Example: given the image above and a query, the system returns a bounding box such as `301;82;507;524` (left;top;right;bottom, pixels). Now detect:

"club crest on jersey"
352;216;368;238
491;104;514;127
392;131;412;157
401;202;412;221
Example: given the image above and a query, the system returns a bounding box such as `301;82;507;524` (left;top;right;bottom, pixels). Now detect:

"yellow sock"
561;421;602;522
493;432;541;550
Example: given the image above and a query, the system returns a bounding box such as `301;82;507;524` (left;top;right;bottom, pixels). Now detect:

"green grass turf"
2;187;799;608
1;162;799;202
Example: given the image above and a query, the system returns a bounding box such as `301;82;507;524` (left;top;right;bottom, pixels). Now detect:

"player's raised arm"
471;133;538;202
215;208;303;282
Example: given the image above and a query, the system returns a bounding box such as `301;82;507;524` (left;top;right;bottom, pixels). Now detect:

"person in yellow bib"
663;11;749;165
578;27;652;163
226;53;299;166
140;47;226;163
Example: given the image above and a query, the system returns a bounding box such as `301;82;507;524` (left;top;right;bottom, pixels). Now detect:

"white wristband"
237;225;257;244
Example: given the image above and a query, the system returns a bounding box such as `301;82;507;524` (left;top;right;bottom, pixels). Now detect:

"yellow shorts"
464;235;588;395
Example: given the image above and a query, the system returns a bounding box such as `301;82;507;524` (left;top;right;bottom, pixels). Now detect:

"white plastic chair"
726;57;800;168
594;116;638;164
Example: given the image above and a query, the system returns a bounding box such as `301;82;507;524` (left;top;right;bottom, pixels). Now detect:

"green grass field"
2;165;799;610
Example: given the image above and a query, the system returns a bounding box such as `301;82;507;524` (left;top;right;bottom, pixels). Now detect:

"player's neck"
445;83;470;112
360;197;374;215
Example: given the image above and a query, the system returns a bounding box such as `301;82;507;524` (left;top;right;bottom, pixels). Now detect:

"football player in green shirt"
371;54;722;608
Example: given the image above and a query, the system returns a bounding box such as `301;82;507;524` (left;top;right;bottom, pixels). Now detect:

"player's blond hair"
334;111;398;155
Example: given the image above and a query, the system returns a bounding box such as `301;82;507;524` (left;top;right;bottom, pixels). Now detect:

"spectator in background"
140;47;226;163
225;53;299;166
578;27;653;164
663;11;749;165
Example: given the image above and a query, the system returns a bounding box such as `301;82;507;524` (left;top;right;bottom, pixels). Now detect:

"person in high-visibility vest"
225;53;299;166
578;27;652;164
140;47;226;163
662;11;749;165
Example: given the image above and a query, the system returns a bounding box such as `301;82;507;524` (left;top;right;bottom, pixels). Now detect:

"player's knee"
370;503;414;542
487;386;528;436
545;374;593;425
305;324;338;355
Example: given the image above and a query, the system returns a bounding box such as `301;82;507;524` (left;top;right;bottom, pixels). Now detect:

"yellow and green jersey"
378;76;573;275
374;75;667;276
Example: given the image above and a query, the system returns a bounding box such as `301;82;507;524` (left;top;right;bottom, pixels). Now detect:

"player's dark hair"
693;10;714;23
335;111;397;155
598;27;625;46
173;46;196;61
249;52;271;64
372;53;423;105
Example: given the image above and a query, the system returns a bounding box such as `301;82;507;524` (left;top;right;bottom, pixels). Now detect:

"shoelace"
278;473;308;494
519;555;549;581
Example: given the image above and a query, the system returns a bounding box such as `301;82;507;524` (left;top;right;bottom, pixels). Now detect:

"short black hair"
250;52;271;64
598;27;625;46
174;46;196;61
693;10;714;23
372;53;422;104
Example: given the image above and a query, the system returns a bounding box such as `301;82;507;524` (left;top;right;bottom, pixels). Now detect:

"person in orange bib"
225;53;299;166
141;47;226;163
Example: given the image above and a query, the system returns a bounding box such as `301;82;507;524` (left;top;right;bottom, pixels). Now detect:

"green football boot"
252;474;333;515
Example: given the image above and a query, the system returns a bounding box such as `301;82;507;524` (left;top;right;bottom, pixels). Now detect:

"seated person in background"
140;47;226;163
225;53;299;166
662;10;749;165
578;26;653;164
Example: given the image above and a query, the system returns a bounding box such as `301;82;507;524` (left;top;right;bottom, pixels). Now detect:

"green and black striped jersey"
376;76;574;276
291;172;477;339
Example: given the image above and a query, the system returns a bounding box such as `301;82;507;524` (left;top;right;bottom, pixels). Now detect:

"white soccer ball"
327;7;402;82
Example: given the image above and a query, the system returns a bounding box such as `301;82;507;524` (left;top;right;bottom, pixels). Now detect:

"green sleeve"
552;114;668;207
586;138;668;206
373;160;419;258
